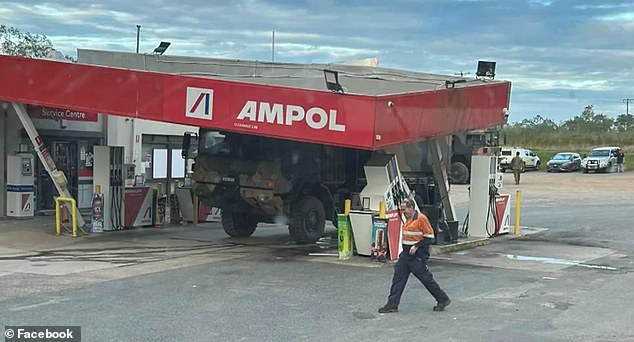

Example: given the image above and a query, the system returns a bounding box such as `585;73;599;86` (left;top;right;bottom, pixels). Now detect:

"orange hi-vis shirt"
402;211;435;245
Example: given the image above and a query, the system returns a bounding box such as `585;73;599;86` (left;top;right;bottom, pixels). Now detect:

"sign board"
27;105;98;122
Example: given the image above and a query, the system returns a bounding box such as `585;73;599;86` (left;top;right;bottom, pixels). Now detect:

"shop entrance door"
37;140;78;211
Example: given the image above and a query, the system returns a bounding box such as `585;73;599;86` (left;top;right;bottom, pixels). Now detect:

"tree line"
503;105;634;148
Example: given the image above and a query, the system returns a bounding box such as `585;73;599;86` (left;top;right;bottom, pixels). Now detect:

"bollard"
55;197;78;237
514;190;521;235
344;199;351;216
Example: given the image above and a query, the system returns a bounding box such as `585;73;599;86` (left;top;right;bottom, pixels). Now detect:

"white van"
499;147;541;172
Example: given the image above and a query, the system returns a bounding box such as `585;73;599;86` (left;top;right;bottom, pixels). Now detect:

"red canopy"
0;55;510;150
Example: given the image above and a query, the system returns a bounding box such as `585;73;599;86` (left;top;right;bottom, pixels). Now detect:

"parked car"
546;152;582;172
499;147;541;172
581;146;620;173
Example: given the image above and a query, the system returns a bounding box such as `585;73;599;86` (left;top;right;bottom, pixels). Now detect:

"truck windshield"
200;131;228;156
199;130;275;160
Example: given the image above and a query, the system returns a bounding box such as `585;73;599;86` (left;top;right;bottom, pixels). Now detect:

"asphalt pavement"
0;198;633;341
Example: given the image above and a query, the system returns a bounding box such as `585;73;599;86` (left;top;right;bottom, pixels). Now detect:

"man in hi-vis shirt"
379;199;451;313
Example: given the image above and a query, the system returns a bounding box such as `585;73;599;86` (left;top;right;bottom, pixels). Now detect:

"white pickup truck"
499;147;541;172
581;146;620;173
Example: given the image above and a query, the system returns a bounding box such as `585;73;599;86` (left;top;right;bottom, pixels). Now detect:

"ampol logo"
186;87;214;120
22;193;32;213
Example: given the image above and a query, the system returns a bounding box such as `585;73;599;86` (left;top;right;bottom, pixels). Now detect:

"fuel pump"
6;153;34;218
467;155;500;238
93;146;125;231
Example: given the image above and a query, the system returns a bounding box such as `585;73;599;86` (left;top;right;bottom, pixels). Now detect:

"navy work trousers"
387;238;449;306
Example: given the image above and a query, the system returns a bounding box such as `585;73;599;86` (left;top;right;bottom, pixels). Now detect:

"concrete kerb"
432;226;548;255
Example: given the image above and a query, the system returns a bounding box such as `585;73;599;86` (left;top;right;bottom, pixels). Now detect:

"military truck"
189;130;371;244
450;129;501;184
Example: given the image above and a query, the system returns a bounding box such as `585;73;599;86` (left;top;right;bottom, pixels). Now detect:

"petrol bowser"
93;146;125;231
6;154;35;218
468;155;510;238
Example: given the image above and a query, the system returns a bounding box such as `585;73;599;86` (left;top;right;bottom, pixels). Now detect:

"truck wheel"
450;161;470;184
221;211;258;238
535;161;541;171
289;196;325;244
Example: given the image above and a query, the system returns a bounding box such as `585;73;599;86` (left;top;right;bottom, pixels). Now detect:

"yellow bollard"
55;197;78;237
71;199;77;237
379;201;386;219
514;190;521;235
344;199;351;216
55;199;61;236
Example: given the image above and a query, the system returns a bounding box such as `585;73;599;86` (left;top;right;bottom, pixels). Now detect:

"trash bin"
436;220;448;245
446;220;459;243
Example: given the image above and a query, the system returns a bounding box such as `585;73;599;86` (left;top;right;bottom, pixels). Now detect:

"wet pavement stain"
352;311;377;319
504;254;620;271
543;301;573;310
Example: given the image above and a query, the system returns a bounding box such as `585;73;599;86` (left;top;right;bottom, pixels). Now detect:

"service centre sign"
27;105;98;122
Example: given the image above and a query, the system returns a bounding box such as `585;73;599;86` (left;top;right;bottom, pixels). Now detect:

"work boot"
433;299;451;312
378;303;398;313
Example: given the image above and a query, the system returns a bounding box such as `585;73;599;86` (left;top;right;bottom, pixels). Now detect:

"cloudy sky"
2;0;634;122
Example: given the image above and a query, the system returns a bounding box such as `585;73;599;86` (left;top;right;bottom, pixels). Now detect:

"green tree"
615;114;634;132
517;114;558;131
591;113;614;132
0;25;53;58
561;105;613;132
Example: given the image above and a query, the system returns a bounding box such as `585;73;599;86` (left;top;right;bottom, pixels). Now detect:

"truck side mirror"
182;132;191;159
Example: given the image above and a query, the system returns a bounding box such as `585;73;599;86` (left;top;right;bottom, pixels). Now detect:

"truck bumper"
193;182;283;216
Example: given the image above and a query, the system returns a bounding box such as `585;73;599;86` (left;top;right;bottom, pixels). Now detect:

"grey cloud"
0;0;630;120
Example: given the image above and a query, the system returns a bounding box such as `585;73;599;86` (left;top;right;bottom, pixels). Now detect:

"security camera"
387;101;394;108
502;108;509;120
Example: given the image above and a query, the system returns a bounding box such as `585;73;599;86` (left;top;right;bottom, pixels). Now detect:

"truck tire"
289;196;325;244
221;211;258;238
450;161;470;184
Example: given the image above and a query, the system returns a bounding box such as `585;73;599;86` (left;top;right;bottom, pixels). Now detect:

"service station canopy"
0;55;510;150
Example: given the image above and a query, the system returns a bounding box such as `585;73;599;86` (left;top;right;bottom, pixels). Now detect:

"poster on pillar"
371;218;388;262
